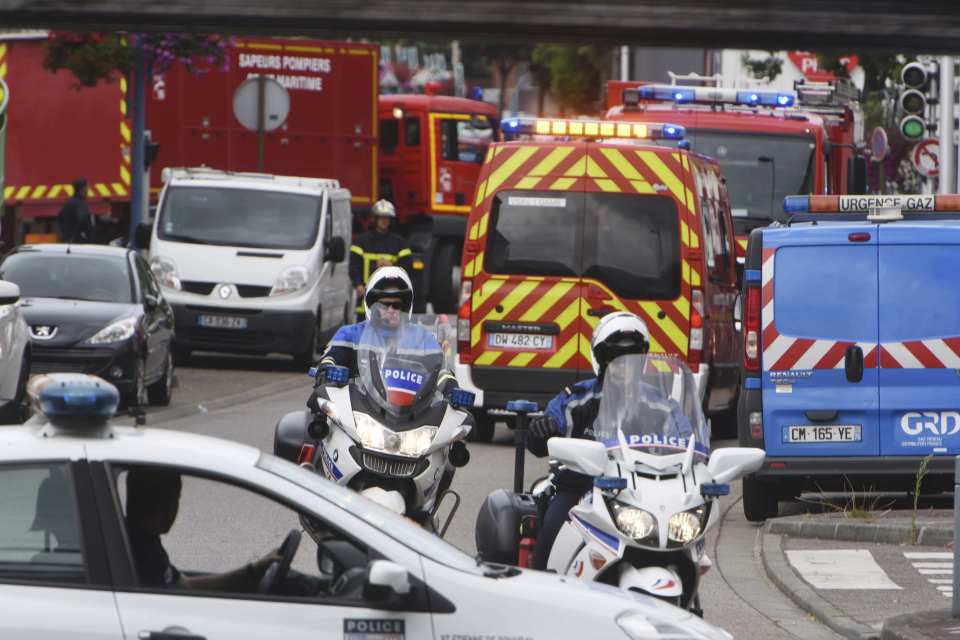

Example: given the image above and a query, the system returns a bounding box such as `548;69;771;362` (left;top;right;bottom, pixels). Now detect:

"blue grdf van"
738;194;960;521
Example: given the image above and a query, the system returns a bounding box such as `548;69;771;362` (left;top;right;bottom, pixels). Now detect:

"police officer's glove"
529;415;560;439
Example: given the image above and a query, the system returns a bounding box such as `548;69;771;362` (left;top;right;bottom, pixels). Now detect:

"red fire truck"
378;93;498;311
1;32;132;247
606;74;865;262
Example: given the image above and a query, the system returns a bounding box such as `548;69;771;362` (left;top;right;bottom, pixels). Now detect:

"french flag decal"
383;368;424;406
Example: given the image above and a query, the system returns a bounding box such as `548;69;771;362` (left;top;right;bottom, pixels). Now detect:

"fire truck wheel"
742;476;778;522
467;410;495;442
430;242;460;313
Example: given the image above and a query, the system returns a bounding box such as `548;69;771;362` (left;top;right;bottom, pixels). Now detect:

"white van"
141;167;353;364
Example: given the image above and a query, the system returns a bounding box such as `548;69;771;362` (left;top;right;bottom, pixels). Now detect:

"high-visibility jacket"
349;231;412;286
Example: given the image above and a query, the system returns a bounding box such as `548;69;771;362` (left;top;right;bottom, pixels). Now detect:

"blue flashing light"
31;374;119;421
324;365;350;387
662;124;684;139
506;399;539;414
700;483;731;498
448;388;476;409
504;118;520;132
677;139;691;150
308;366;319;378
777;94;795;107
744;269;762;284
594;476;628;490
783;195;811;214
672;88;695;103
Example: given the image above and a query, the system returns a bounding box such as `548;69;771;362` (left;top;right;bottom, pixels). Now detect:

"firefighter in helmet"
350;199;412;318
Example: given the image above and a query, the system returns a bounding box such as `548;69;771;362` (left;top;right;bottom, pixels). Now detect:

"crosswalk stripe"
786;549;901;590
912;562;955;569
919;569;953;575
905;552;953;560
929;578;954;584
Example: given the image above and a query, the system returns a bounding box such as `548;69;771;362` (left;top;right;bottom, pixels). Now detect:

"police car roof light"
28;374;119;423
501;116;685;141
625;85;796;109
785;194;960;215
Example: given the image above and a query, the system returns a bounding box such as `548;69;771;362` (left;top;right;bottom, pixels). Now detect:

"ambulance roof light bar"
623;85;796;109
784;195;960;221
501;116;685;141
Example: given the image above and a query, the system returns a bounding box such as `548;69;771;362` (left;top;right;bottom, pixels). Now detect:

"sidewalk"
759;510;957;640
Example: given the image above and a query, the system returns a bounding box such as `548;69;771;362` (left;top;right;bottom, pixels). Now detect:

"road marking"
905;551;955;598
786;549;901;590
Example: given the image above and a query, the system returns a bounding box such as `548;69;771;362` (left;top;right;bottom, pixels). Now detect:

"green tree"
531;44;611;115
461;43;534;115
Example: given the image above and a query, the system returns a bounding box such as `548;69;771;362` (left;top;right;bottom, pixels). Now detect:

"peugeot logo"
218;285;232;299
31;325;57;340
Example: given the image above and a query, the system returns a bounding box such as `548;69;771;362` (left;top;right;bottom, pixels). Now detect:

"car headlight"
610;502;657;540
270;266;309;296
150;256;181;291
353;412;438;457
86;316;138;345
618;611;730;640
668;507;705;545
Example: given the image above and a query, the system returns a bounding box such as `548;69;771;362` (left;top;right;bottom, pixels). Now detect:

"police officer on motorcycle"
350;200;412;318
526;311;651;570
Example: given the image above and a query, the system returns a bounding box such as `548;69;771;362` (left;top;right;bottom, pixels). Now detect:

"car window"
879;244;960;341
380;119;398;155
112;465;376;603
133;255;154;300
404;116;421;147
440;119;492;163
485;190;582;278
0;253;134;303
582;193;681;300
0;463;87;585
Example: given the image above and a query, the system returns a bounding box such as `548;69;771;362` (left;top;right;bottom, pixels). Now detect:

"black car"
0;244;175;406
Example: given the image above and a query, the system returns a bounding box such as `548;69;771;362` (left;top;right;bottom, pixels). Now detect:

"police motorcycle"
275;314;474;534
476;353;764;614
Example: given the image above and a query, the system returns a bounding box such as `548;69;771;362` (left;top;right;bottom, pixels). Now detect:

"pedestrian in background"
57;178;95;243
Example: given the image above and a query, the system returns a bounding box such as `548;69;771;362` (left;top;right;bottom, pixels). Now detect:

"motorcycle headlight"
86;316;138;345
668;507;705;545
270;266;309;296
150;256;181;291
353;412;437;458
610;502;657;540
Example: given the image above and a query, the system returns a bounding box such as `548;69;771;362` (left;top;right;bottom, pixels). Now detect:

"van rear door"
761;225;880;457
877;223;960;455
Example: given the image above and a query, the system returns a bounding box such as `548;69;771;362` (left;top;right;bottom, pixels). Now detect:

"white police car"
0;373;730;640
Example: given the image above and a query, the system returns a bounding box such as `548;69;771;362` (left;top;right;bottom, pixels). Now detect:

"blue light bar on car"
27;374;119;422
501;116;685;141
784;195;960;214
624;85;796;109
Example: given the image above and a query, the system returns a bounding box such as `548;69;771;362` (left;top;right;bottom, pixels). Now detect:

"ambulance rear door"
579;145;692;368
877;222;960;456
760;224;880;457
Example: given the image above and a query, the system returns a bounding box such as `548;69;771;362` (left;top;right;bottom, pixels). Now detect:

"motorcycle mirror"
707;448;766;484
548;438;609;477
449;441;470;467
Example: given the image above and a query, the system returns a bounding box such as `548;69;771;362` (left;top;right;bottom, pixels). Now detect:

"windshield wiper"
161;233;211;245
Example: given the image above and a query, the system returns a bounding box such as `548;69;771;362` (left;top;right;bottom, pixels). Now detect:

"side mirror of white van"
326;237;346;263
548;438;609;477
707;447;765;484
134;222;153;250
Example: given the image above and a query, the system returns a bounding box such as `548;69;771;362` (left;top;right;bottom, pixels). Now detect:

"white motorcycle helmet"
364;265;414;321
590;311;651;377
371;199;397;219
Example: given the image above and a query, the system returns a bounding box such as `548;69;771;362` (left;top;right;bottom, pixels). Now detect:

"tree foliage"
531;44;611;115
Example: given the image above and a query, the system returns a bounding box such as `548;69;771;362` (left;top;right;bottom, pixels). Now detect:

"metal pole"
256;74;266;172
620;46;630;81
513;413;528;494
128;37;147;240
939;56;955;193
953;455;960;616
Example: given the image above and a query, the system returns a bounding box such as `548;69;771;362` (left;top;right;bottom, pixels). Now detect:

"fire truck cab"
454;117;740;441
378;94;499;312
606;74;865;265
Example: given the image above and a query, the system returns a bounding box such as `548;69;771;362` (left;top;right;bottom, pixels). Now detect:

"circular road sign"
869;126;888;162
912;138;940;178
232;75;290;133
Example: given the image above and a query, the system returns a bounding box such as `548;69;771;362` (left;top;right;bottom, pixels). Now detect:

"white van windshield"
158;186;323;250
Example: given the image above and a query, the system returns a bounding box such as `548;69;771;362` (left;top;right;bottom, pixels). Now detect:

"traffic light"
899;61;932;141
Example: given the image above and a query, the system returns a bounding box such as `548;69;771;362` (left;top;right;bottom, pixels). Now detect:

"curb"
881;609;954;640
760;531;880;640
144;377;300;426
767;517;952;547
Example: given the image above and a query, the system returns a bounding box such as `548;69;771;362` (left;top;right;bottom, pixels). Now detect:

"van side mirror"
848;156;867;194
325;236;346;263
0;281;20;306
364;560;411;602
135;222;153;250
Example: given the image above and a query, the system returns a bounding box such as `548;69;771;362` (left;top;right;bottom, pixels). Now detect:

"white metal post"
939;56;955;193
620;46;629;81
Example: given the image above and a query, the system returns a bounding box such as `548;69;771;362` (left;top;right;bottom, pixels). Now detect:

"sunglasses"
378;300;406;310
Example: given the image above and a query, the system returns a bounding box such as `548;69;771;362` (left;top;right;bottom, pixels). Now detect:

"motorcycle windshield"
357;312;453;417
595;354;710;459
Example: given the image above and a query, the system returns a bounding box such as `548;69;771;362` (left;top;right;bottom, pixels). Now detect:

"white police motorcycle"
476;353;764;615
275;315;473;534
